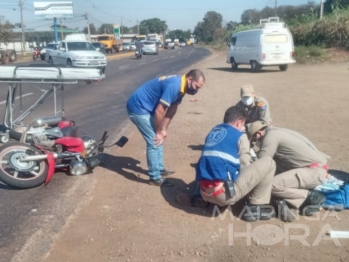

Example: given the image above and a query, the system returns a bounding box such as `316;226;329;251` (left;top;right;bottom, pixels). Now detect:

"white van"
226;17;296;72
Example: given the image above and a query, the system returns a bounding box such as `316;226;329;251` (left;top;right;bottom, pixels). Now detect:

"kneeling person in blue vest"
196;106;277;222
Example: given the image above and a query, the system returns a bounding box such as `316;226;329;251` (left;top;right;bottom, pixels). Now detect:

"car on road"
122;43;130;51
129;42;136;50
46;34;107;73
141;41;159;55
179;42;186;47
91;42;106;54
156;41;162;48
164;42;175;50
40;43;59;60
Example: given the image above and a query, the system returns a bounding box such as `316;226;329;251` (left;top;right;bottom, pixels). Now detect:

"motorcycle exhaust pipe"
20;154;49;161
56;152;81;158
20;152;81;161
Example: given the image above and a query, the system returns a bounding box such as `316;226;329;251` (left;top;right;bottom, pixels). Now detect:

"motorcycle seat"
60;126;78;137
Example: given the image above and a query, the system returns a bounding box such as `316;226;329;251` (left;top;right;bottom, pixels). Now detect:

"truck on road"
97;34;123;53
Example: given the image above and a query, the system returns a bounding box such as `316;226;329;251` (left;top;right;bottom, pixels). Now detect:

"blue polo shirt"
127;75;186;115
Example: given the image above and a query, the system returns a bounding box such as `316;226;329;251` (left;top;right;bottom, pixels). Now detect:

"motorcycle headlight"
69;160;88;176
81;135;98;156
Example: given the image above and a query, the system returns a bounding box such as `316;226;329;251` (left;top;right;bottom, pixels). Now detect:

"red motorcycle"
0;118;128;189
32;47;41;61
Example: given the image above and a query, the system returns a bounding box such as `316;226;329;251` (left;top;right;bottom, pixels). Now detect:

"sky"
0;0;318;31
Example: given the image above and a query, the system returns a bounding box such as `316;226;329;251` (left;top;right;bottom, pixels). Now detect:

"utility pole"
275;0;278;16
121;18;123;38
60;19;63;41
320;0;325;20
137;20;139;34
19;0;26;56
84;0;90;38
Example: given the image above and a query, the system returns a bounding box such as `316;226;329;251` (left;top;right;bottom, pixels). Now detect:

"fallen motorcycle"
0;65;127;189
0;128;128;189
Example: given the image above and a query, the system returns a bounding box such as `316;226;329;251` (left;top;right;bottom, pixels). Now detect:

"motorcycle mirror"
115;136;128;147
102;136;128;148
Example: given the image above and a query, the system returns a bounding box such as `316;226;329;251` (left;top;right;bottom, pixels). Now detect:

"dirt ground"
43;50;349;262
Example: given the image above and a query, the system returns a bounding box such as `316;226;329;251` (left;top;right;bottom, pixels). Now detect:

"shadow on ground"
207;67;281;73
99;153;149;185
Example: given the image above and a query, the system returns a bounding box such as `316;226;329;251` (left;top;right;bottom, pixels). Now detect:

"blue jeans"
128;110;164;180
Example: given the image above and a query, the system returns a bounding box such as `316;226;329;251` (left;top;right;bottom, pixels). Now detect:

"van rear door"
260;33;293;63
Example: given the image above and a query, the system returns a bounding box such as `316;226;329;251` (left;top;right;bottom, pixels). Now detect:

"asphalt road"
0;46;212;261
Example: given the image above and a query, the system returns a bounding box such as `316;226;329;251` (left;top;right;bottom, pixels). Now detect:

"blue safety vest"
196;123;242;182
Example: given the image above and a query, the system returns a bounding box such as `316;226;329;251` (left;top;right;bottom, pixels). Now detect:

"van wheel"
279;65;288;71
251;60;261;73
231;58;238;71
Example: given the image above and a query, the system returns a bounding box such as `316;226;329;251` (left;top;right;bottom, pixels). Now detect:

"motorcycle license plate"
136;51;139;54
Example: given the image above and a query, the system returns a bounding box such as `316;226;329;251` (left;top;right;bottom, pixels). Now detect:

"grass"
295;45;329;64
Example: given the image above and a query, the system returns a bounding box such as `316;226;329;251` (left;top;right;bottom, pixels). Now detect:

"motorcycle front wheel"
0;142;48;189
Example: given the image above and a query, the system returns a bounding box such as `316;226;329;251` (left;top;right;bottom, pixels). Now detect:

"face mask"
187;82;198;95
241;96;254;106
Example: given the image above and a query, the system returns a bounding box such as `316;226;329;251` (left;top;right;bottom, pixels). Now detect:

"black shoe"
240;204;275;222
191;194;209;208
276;199;296;222
148;177;173;187
160;169;175;177
299;190;326;216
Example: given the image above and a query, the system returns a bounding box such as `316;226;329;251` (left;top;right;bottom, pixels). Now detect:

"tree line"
193;0;349;44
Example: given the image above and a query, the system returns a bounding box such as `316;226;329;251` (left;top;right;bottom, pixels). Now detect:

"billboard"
113;24;120;40
34;1;74;19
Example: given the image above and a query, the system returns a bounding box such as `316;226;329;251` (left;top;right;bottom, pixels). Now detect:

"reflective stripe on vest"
202;150;240;165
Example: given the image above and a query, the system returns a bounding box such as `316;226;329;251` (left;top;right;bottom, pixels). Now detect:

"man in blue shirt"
127;69;205;187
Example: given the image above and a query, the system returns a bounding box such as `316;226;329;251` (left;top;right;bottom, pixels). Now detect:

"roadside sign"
34;1;74;19
113;24;120;40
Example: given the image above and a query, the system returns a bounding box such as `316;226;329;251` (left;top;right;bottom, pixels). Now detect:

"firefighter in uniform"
246;120;330;222
236;84;273;126
196;106;276;222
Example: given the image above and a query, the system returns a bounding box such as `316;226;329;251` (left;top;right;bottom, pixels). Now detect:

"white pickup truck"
46;34;107;73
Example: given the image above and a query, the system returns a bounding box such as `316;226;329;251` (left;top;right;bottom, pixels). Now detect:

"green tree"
241;2;320;25
99;23;113;34
194;11;223;43
139;18;167;35
167;29;191;42
324;0;349;13
0;19;14;48
83;23;97;34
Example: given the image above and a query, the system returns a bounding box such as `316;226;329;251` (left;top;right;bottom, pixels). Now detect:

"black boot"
299;190;326;216
276;199;296;222
240;203;275;222
160;169;175;177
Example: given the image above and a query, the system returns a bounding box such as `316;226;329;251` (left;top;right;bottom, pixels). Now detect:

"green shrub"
295;45;328;63
289;7;349;48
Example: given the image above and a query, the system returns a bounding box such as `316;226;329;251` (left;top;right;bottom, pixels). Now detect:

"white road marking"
153;59;159;62
139;62;146;65
119;65;130;69
0;92;33;105
170;56;175;58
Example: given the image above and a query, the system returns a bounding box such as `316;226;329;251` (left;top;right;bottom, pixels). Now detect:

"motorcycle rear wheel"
0;142;48;189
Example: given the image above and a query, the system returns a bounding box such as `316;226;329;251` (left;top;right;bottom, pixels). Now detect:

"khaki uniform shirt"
236;96;272;126
258;127;330;173
238;133;252;167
